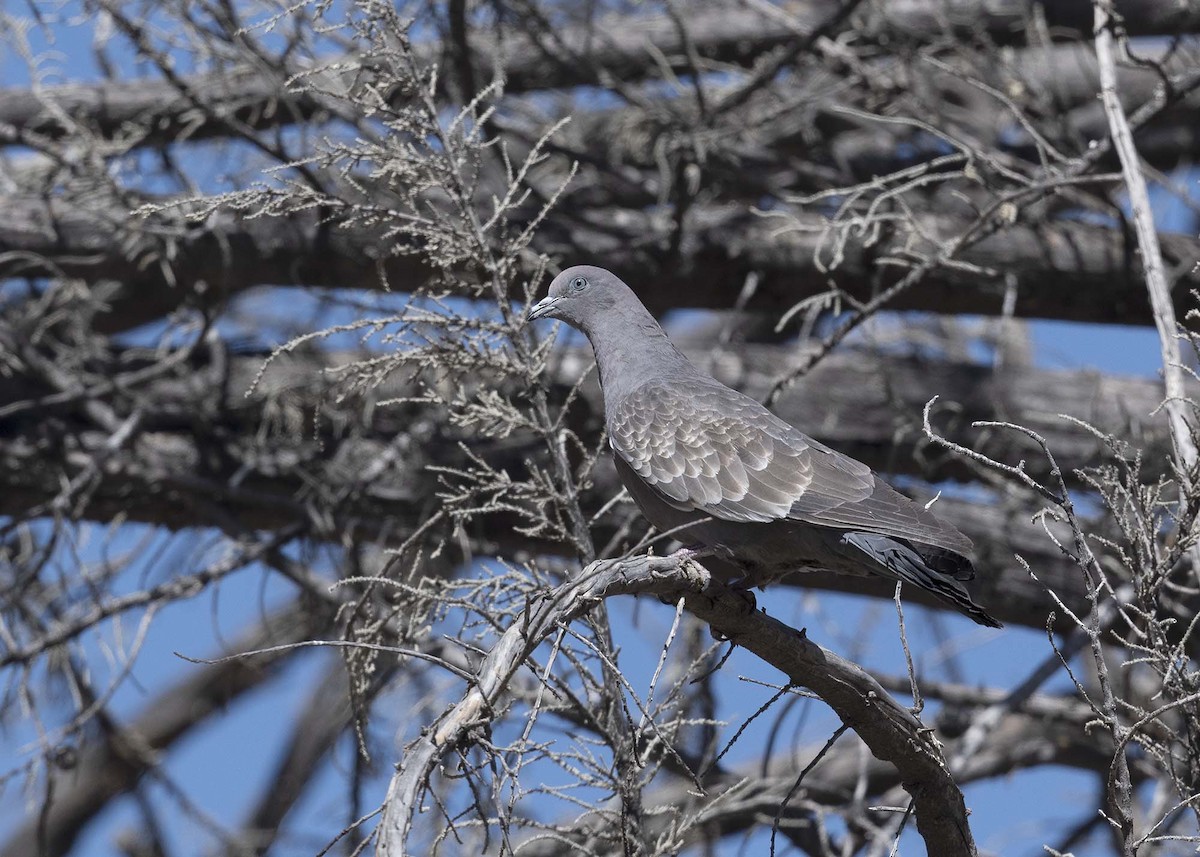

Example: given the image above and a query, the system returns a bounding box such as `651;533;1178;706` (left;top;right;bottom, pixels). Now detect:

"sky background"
1;4;1198;856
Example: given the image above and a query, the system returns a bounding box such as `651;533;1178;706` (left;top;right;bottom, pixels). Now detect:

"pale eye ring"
570;276;588;291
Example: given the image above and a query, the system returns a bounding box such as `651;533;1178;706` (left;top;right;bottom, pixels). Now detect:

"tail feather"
917;544;975;583
839;532;1002;628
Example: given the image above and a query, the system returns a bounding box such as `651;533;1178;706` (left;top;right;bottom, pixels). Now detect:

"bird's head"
526;265;632;332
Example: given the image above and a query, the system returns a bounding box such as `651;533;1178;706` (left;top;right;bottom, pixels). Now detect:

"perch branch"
375;554;975;857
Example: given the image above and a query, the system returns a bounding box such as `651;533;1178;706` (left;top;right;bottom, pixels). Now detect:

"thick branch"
2;4;1196;149
375;556;975;856
551;39;1200;188
5;197;1199;332
872;0;1199;41
1;344;1184;633
0;197;434;333
1094;5;1198;475
233;661;354;855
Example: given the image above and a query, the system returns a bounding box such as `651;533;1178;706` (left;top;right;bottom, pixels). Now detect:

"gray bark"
3;3;1195;148
2;342;1181;635
4;196;1198;333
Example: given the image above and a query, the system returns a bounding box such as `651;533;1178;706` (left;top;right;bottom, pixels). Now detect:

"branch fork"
376;553;976;856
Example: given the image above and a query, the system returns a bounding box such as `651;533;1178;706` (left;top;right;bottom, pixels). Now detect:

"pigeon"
527;265;1002;628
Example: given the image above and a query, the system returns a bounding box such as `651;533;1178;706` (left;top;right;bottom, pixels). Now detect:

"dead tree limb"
376;554;975;856
1094;2;1198;476
4;196;1199;332
2;4;1196;150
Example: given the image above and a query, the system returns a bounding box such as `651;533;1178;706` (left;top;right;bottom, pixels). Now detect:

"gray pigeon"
527;265;1001;628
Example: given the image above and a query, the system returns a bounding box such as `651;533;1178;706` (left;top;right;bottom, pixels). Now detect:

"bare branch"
5;196;1199;332
1094;1;1199;478
377;554;975;857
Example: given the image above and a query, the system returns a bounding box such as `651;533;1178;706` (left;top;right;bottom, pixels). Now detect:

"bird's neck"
585;311;698;408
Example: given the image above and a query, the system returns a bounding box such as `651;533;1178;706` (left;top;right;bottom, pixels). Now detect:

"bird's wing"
609;378;872;524
609;378;973;555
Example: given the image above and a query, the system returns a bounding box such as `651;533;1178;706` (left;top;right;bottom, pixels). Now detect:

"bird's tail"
839;532;1003;628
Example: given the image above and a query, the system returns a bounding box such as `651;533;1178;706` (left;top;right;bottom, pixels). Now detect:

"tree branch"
1;341;1186;635
5;196;1199;332
376;554;975;856
0;600;329;857
2;4;1196;149
1094;2;1198;477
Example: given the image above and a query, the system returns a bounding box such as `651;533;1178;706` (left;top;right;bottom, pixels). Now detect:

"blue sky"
2;5;1198;856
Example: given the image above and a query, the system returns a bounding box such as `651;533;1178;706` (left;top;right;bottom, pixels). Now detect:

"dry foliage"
2;1;1200;856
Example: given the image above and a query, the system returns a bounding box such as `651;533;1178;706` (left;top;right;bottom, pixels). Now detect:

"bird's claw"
665;545;711;565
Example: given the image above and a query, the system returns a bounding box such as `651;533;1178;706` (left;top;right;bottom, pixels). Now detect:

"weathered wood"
2;3;1194;148
375;555;976;857
4;196;1198;332
2;343;1176;634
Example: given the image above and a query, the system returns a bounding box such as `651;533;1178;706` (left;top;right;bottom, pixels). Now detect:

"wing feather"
609;377;973;555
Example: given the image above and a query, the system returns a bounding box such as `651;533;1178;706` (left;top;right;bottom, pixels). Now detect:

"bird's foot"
664;545;713;564
705;579;758;643
653;546;714;605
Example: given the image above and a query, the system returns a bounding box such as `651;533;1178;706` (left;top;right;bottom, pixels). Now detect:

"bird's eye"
570;276;588;291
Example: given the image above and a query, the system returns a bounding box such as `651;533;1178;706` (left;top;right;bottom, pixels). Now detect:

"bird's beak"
525;295;561;323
